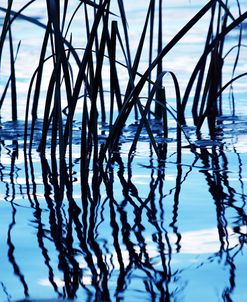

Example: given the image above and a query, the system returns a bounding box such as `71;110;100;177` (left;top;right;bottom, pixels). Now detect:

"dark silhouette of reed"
0;0;246;170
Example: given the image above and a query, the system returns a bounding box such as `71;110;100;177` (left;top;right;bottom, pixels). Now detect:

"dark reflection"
0;138;247;301
25;153;63;297
107;147;173;301
196;144;247;301
1;141;29;298
0;281;12;302
40;156;81;300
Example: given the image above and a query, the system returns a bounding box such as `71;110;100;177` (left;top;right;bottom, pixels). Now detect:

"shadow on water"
0;132;246;301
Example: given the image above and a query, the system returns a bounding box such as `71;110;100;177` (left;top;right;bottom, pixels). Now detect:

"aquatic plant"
0;0;247;176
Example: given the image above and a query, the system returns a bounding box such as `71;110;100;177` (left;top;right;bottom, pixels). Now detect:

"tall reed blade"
8;28;17;121
0;0;13;68
154;0;164;119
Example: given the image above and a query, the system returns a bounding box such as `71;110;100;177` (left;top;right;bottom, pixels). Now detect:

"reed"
0;0;246;173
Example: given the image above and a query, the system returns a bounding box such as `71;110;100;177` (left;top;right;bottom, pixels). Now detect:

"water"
0;1;247;301
0;128;247;301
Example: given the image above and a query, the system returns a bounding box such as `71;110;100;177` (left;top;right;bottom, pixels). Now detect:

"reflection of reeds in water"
0;139;246;300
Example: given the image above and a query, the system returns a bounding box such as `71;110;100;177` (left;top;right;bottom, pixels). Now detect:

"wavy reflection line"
198;146;241;300
64;171;98;300
109;152;152;297
216;146;247;300
199;147;228;250
0;281;12;302
111;150;173;300
41;157;81;299
87;188;111;301
6;143;29;297
25;154;63;296
101;166;129;299
67;159;112;300
233;147;247;227
234;147;246;201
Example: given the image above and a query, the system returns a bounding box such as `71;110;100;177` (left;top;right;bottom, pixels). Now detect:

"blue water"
0;132;246;301
0;1;247;301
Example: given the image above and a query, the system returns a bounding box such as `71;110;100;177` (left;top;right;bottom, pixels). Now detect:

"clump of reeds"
0;0;246;178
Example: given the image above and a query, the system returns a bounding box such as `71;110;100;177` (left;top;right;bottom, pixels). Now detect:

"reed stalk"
0;0;246;170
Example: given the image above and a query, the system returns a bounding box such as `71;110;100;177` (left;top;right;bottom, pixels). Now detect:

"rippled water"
0;125;247;302
0;1;247;301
